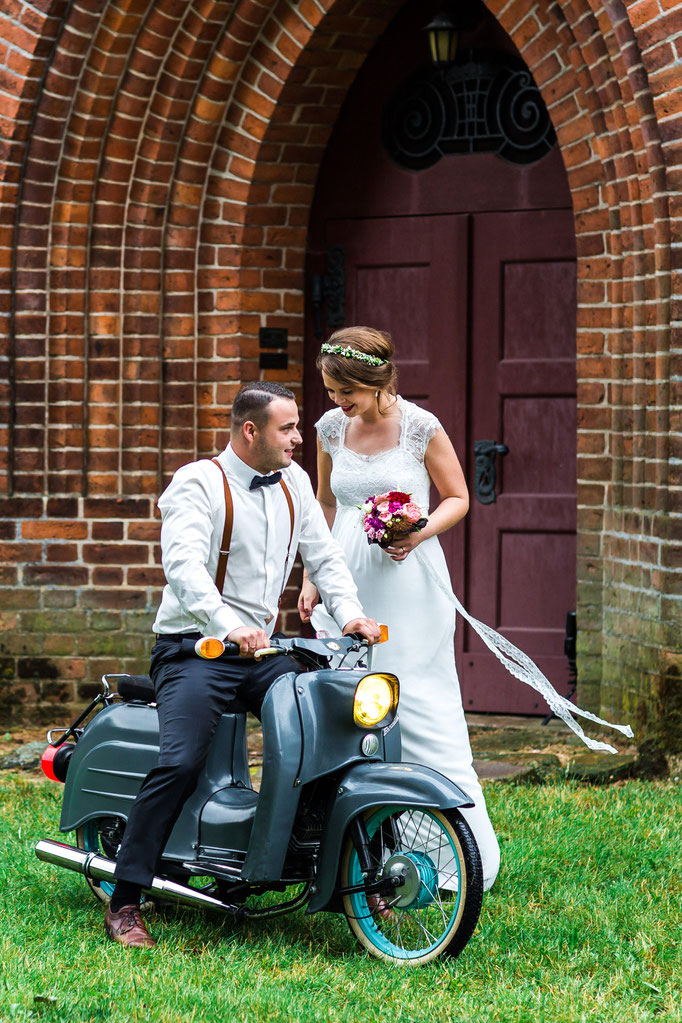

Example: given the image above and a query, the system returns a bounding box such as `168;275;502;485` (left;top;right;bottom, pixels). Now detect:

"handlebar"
198;630;386;666
252;633;379;670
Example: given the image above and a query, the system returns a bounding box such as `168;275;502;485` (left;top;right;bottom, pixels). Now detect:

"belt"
155;631;203;642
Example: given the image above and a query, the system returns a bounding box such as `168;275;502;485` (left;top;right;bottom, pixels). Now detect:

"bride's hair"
316;327;398;399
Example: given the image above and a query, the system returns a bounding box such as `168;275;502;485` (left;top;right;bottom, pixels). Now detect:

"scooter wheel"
76;817;152;909
340;806;483;966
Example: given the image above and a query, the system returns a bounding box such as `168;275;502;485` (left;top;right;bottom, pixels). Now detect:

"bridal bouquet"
359;491;427;548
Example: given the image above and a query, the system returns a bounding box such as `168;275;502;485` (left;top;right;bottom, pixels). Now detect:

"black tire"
340;806;483;965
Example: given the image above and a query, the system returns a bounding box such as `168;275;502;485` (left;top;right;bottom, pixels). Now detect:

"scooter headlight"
353;673;399;729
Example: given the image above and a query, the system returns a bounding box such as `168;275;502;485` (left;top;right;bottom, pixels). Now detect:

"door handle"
474;440;509;504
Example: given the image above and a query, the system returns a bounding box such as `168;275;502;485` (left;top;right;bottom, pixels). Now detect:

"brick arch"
0;0;678;726
0;0;74;496
196;0;405;458
186;0;408;453
91;0;240;497
9;0;400;498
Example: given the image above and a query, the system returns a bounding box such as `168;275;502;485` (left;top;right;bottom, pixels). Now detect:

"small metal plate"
361;733;379;756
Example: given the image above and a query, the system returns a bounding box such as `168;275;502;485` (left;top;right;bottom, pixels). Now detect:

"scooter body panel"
306;760;475;914
295;670;389;785
59;702;160;830
241;669;389;883
59;701;254;865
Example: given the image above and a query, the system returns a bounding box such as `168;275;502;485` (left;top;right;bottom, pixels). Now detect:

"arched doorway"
304;0;577;715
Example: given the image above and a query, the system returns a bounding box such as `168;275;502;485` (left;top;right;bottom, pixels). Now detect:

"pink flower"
403;503;423;523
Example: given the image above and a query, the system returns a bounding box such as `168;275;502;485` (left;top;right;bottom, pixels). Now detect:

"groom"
105;381;380;947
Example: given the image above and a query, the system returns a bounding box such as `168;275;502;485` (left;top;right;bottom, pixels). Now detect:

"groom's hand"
227;625;270;657
343;618;382;645
297;579;319;623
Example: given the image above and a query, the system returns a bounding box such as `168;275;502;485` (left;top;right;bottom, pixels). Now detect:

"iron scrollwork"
311;245;346;339
474;439;509;504
382;49;556;170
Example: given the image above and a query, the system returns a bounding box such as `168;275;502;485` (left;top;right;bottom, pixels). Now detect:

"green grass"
0;775;679;1023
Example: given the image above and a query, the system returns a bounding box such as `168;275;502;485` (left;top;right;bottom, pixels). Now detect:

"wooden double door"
304;208;577;714
302;0;577;714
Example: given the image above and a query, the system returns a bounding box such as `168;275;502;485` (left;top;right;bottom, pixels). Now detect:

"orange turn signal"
194;636;225;659
378;624;389;644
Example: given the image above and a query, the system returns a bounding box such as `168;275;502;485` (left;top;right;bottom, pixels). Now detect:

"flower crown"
320;343;387;367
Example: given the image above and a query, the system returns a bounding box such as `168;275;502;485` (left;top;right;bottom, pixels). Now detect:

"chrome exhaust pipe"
35;839;231;913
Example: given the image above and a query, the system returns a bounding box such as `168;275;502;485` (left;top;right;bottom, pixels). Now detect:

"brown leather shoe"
104;904;155;948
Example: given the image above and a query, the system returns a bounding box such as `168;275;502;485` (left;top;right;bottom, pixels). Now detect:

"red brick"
83;544;149;565
24;565;89;586
22;521;87;539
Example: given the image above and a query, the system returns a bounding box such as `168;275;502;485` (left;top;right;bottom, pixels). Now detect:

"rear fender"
59;701;251;864
306;760;474;914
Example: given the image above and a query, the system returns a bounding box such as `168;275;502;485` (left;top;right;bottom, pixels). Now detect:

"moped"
35;633;483;965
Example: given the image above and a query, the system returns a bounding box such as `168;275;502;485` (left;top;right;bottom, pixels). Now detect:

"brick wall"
0;0;680;743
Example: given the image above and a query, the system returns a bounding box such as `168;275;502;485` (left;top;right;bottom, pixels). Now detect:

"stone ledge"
0;741;45;771
564;752;637;784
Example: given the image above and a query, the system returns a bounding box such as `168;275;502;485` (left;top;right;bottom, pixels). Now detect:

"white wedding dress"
311;398;501;891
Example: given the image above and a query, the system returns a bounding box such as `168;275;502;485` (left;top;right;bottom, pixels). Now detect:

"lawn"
0;774;679;1023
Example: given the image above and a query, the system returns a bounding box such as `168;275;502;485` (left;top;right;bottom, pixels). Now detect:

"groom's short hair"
231;381;296;431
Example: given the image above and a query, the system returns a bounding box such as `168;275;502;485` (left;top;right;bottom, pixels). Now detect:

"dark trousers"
113;634;299;888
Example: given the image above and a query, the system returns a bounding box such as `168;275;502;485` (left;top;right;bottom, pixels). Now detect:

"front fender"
306;760;474;914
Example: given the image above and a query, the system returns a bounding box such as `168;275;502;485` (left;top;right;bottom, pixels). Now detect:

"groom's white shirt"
153;443;364;639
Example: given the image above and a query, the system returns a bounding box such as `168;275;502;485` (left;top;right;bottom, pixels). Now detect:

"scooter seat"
117;674;155;704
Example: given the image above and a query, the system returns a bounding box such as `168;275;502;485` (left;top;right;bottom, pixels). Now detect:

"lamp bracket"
382;48;556;170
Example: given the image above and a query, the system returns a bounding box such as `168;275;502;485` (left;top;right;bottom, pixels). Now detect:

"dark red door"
317;214;469;582
309;210;576;715
304;0;577;714
462;210;577;713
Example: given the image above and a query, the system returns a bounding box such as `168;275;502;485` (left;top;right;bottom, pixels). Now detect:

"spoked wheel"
340;806;483;965
76;816;151;907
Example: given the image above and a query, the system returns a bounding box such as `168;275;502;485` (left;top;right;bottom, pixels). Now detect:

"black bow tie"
249;471;282;490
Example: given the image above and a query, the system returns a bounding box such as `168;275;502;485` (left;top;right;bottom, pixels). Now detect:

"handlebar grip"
253;647;279;660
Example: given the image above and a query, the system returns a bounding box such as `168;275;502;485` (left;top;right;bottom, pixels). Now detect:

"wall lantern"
425;11;458;68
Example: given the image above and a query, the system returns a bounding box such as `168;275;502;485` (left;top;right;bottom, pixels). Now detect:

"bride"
298;326;501;892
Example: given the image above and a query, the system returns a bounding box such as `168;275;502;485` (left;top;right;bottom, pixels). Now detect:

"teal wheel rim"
346;806;463;961
81;819;116;898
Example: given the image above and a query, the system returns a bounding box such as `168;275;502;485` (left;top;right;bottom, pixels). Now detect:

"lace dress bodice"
316;398;441;513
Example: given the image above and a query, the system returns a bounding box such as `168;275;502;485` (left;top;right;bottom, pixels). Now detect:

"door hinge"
311;244;346;338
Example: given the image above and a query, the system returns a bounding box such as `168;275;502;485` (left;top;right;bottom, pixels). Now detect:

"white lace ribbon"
415;547;634;754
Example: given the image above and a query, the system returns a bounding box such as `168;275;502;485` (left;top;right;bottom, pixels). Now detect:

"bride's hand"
385;532;423;562
298;578;320;622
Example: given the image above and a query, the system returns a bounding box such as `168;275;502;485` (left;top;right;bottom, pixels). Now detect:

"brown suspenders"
211;458;234;594
210;458;295;608
277;478;295;606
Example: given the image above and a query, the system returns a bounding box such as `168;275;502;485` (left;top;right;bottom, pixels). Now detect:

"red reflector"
40;745;60;783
